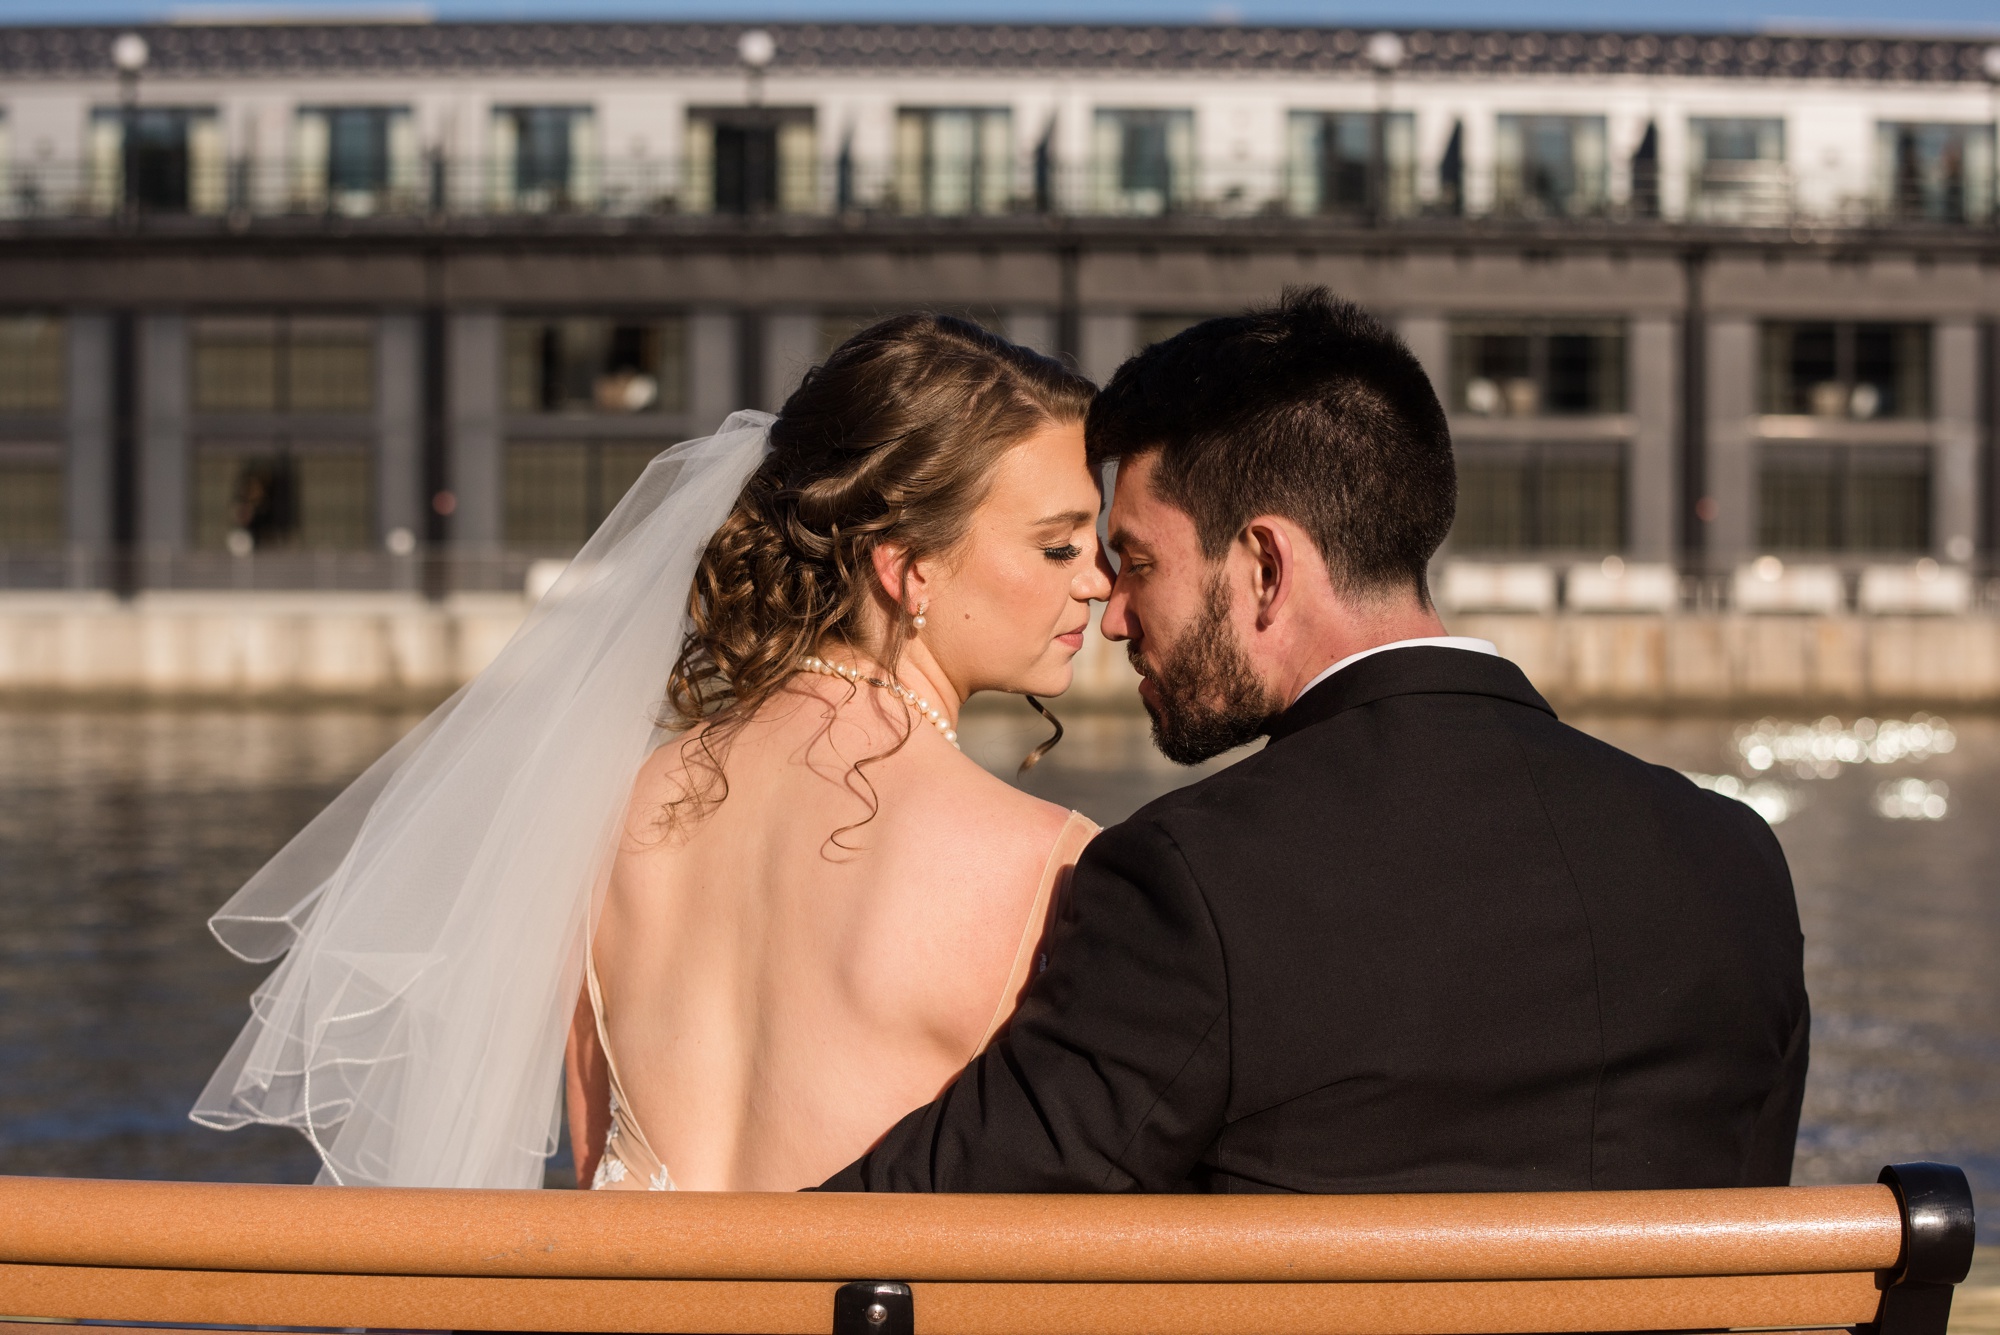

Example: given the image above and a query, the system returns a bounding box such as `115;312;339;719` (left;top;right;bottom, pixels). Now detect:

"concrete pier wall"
2;593;1998;707
1454;613;2000;707
0;593;527;697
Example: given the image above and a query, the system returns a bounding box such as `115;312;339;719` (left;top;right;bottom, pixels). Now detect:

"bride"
191;314;1110;1190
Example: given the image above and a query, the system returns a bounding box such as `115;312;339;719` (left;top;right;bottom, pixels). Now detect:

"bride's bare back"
562;323;1112;1188
579;685;1085;1190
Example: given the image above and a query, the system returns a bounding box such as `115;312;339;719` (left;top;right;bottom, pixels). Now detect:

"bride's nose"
1077;543;1114;601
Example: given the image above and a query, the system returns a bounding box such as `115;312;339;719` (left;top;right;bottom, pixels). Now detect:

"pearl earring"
912;601;928;630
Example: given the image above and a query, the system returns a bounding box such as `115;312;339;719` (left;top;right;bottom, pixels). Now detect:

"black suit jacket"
822;648;1809;1194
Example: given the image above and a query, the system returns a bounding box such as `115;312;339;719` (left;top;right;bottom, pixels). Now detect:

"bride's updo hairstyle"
662;312;1094;821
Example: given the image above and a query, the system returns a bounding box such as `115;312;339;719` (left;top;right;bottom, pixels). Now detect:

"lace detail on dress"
590;1083;675;1191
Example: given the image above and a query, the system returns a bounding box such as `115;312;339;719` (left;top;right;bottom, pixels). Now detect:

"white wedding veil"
190;411;775;1187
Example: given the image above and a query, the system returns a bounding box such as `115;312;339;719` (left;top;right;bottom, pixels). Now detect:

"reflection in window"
685;108;815;215
1137;313;1206;348
1495;115;1607;218
1286;111;1414;217
1093;109;1194;216
1629;122;1659;219
895;108;1012;216
504;317;687;416
1877;122;1994;224
0;315;64;413
1453;442;1626;552
816;309;1003;360
1759;322;1929;420
294;106;418;215
192;317;376;415
505;441;663;550
1759;445;1930;553
192;446;373;551
1436;121;1464;216
492;107;598;212
1689;118;1787;222
88;107;224;215
0;458;63;549
1451;320;1626;417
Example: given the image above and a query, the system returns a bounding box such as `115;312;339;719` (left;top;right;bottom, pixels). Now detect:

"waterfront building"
0;19;1997;611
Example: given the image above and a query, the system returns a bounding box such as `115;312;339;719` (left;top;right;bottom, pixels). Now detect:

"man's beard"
1132;572;1281;766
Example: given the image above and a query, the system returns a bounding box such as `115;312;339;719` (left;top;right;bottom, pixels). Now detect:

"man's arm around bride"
820;290;1807;1196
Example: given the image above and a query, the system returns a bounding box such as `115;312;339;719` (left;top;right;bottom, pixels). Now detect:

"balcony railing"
2;155;1993;230
1687;163;1796;225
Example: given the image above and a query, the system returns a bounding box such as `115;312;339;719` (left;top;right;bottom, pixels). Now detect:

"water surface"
1;700;1993;1224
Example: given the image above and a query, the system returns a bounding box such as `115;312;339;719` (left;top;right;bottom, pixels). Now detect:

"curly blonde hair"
662;312;1096;828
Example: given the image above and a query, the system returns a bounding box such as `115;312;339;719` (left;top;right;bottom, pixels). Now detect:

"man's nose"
1100;577;1135;643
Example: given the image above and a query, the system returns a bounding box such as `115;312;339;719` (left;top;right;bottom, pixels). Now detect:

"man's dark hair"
1087;286;1456;606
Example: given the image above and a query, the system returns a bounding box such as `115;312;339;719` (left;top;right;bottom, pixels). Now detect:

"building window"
504;317;687;416
1494;115;1607;218
684;108;815;215
1759;445;1930;553
1688;118;1787;222
1451;320;1626;417
0;452;63;550
1877;123;1995;224
192;445;374;552
1454;441;1626;553
0;315;64;413
88;107;224;215
1093;109;1194;216
293;107;418;215
1759;322;1929;420
505;441;663;550
192;316;375;415
894;108;1012;216
492;107;598;213
1286;111;1414;218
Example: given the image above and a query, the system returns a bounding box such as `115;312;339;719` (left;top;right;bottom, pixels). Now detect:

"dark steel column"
421;305;448;600
736;310;765;412
1679;247;1708;574
109;311;138;598
1055;242;1081;372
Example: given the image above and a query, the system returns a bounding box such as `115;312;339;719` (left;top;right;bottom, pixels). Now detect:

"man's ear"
1244;518;1297;630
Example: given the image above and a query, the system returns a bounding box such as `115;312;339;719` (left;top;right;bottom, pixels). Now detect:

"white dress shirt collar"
1290;636;1501;707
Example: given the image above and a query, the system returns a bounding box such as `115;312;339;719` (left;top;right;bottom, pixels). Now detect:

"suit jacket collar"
1264;646;1555;745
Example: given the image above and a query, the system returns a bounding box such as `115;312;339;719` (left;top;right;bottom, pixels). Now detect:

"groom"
821;287;1808;1194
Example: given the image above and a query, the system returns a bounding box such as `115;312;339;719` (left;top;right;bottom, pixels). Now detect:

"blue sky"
0;0;1996;34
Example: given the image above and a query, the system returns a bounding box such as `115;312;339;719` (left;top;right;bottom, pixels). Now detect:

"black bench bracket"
1858;1161;1977;1335
834;1280;914;1335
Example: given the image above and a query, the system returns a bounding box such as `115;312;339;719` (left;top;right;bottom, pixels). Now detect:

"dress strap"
975;810;1099;1055
585;947;673;1187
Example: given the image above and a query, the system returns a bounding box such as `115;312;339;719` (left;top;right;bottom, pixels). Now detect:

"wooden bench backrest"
0;1162;1975;1335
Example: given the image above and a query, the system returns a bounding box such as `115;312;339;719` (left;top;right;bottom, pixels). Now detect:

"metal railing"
2;155;1993;229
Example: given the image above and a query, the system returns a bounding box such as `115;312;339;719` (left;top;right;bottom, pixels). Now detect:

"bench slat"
0;1177;1904;1283
0;1264;1886;1335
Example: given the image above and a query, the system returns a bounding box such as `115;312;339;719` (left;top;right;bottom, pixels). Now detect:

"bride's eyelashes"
1042;542;1084;564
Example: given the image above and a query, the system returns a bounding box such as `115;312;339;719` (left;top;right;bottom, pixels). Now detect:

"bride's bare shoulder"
907;746;1078;866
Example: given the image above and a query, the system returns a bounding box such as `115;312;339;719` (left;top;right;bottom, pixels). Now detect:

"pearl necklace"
800;655;960;749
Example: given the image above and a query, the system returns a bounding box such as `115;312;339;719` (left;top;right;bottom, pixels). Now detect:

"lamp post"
1366;31;1404;224
1985;47;2000;227
111;32;148;218
739;28;774;108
